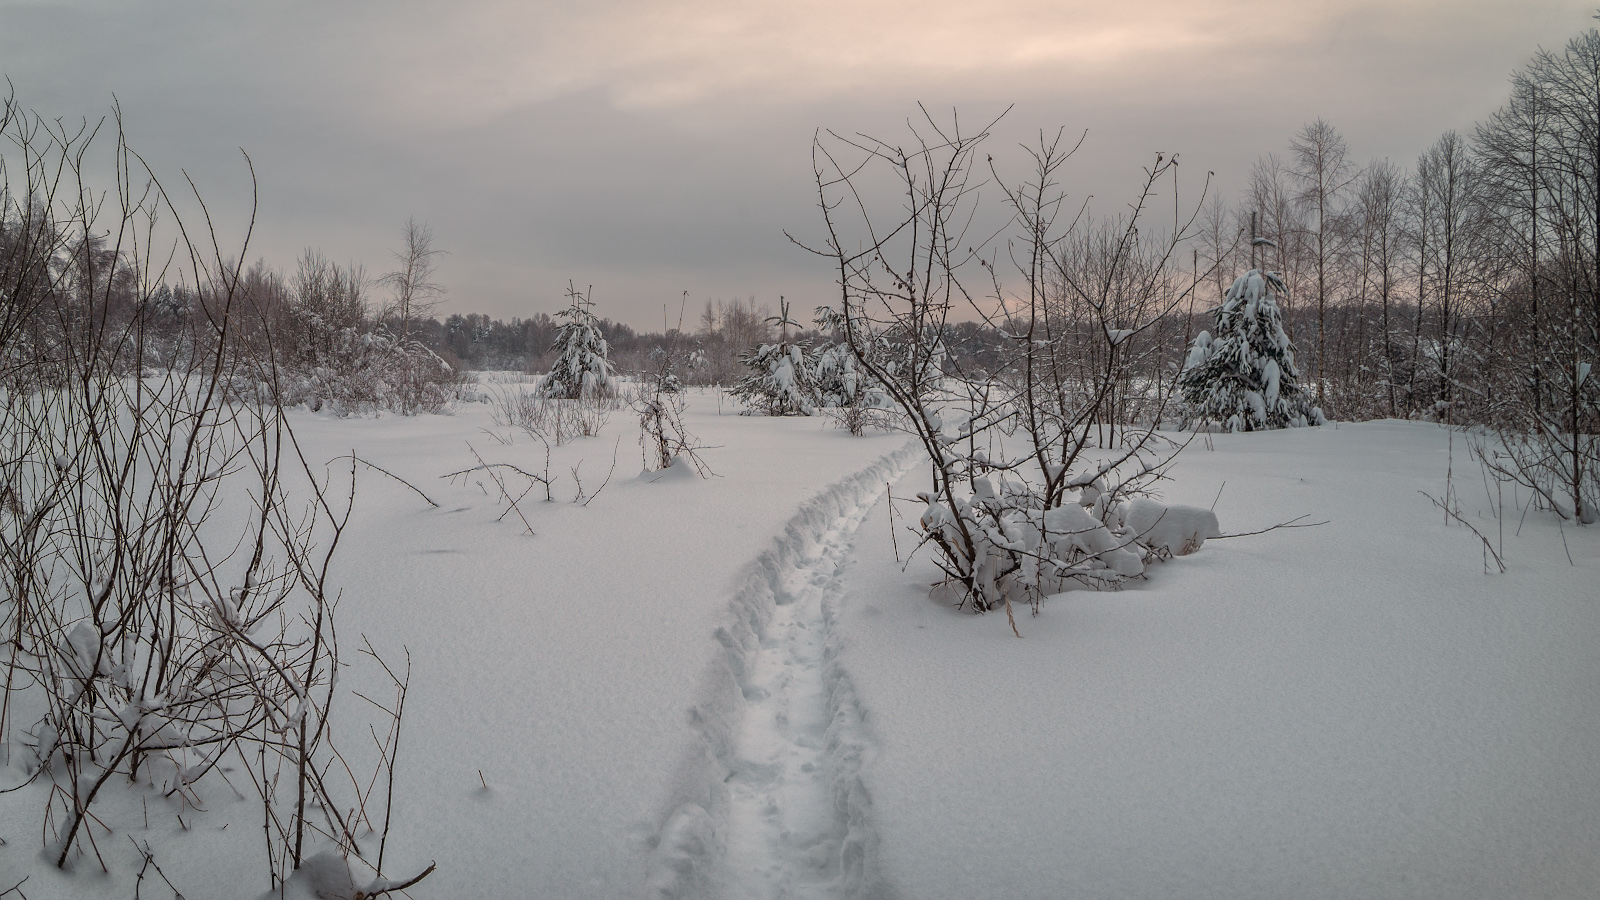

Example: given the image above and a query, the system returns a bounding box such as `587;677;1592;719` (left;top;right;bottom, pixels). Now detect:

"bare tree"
380;217;445;340
1471;27;1600;524
1410;131;1490;419
1479;64;1553;410
1196;193;1242;302
1352;159;1409;417
1247;153;1307;339
1290;119;1356;409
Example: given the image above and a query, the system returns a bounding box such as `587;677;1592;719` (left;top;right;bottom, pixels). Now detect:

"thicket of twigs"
0;93;432;894
794;110;1229;633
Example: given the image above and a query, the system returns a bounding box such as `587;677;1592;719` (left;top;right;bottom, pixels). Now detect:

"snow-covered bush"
635;389;713;476
539;283;615;400
916;459;1221;622
809;306;897;434
731;300;813;416
1179;269;1325;431
282;324;466;415
799;115;1218;629
630;340;712;473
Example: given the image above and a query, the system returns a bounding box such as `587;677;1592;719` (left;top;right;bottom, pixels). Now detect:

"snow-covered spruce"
732;341;814;416
539;283;615;400
809;308;893;415
809;341;865;411
732;304;899;421
732;300;814;416
1179;269;1325;431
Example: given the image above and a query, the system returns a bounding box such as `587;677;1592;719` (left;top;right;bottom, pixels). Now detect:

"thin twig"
583;437;621;507
1419;491;1506;573
337;453;438;507
440;462;550;484
362;861;437;898
1209;514;1330;540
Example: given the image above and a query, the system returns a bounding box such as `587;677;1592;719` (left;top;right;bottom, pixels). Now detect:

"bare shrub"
1471;354;1599;524
0;93;432;892
817;403;901;436
489;385;613;445
793;110;1217;631
633;340;713;475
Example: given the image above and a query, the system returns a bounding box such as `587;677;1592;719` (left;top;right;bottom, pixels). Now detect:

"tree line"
1191;26;1600;431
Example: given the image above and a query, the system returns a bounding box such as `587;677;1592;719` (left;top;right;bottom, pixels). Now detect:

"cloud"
354;0;1287;120
2;0;1596;327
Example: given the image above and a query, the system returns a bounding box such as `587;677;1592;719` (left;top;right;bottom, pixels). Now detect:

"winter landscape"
3;3;1600;899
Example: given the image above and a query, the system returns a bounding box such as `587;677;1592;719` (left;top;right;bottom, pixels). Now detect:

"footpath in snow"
650;442;917;900
720;450;911;900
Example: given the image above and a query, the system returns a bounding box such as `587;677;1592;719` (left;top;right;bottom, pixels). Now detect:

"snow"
5;407;1597;899
1116;498;1221;557
0;387;907;900
835;420;1600;899
713;447;914;899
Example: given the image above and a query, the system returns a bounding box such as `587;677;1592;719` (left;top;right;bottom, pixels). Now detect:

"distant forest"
421;297;1009;385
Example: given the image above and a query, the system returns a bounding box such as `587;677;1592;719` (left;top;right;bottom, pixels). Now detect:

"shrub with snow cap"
915;472;1223;617
1179;269;1324;431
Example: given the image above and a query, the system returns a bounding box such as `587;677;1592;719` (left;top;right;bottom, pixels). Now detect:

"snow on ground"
4;410;1596;900
304;395;910;900
714;447;914;900
836;420;1600;899
0;388;909;899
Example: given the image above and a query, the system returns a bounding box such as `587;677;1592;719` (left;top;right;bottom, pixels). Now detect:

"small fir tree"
731;298;813;416
1179;269;1324;431
809;341;862;409
808;306;890;410
539;282;614;400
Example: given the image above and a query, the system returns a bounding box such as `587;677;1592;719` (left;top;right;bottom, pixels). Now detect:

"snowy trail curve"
721;479;885;900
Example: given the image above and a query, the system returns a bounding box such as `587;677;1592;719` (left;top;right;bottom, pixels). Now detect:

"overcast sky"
2;0;1593;329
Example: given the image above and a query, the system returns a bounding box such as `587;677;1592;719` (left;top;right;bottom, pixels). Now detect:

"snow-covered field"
2;395;1596;899
838;421;1599;900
